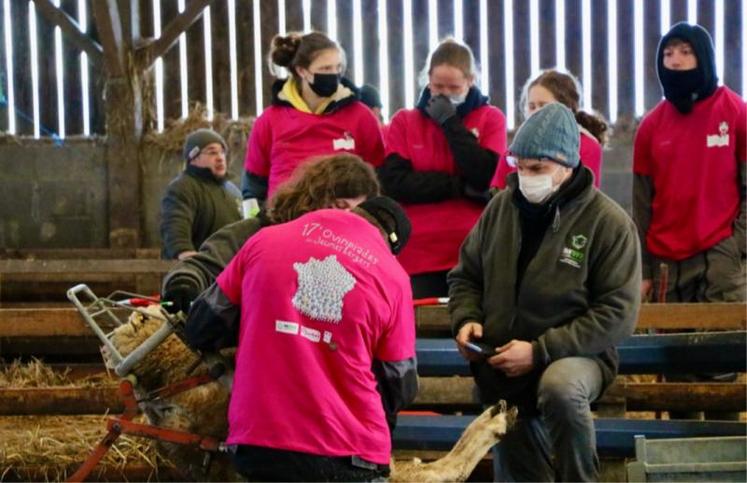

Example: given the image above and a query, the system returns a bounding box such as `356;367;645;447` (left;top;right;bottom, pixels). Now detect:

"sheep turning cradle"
92;302;516;481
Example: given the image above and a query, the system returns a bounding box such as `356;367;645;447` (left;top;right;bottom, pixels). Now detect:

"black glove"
162;282;200;315
425;94;457;125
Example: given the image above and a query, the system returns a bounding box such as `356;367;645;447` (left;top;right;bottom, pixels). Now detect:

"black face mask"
308;73;340;97
659;67;703;114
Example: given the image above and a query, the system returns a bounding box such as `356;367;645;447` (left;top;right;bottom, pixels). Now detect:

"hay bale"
0;415;173;481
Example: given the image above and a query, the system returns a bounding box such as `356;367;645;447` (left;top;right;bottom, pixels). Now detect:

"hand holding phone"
464;341;499;358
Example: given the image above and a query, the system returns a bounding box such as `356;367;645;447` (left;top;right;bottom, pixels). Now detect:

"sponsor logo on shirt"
301;326;321;343
559;234;588;269
706;121;729;148
333;131;356;150
276;320;300;335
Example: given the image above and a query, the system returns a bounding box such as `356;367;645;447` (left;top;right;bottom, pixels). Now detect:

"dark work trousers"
231;444;390;482
651;236;745;420
491;357;604;482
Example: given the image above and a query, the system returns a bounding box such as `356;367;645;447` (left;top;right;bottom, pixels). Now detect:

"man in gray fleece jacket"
448;103;641;482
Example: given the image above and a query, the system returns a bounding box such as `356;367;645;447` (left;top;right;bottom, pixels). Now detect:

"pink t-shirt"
244;102;385;197
633;86;746;260
217;209;415;465
386;106;507;275
490;130;603;189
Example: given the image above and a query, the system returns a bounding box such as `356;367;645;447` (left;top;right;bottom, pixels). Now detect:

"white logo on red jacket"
706;122;729;148
333;131;356;150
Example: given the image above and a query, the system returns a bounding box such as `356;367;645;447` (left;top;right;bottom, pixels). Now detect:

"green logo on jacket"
560;234;588;269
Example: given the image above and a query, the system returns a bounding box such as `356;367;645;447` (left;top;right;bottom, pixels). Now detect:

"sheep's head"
106;306;201;390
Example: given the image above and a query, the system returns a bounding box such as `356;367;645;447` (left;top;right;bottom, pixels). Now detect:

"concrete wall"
0;128;636;250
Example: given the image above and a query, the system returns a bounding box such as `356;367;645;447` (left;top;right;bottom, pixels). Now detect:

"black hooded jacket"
657;22;719;113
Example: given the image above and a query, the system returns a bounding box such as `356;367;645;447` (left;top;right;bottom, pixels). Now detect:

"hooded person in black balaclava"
633;23;746;421
656;22;719;114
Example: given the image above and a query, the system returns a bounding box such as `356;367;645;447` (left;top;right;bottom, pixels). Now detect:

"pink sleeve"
375;283;416;362
633;115;654;176
579;134;603;188
478;107;508;156
355;105;386;167
736;100;746;164
244;111;272;175
216;246;247;305
384;111;410;159
490;155;514;189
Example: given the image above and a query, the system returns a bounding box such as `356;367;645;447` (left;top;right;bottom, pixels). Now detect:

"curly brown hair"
267;154;380;224
521;69;609;146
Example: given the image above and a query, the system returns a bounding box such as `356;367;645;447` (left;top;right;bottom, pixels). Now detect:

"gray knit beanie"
183;129;227;162
509;103;579;168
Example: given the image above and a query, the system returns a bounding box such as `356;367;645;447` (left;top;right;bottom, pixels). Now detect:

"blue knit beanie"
508;103;579;168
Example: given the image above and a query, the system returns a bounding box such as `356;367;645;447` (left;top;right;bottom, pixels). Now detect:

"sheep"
106;306;516;482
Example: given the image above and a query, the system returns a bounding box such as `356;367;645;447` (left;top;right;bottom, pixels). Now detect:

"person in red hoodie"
242;32;385;204
633;22;746;421
380;38;507;298
491;69;608;190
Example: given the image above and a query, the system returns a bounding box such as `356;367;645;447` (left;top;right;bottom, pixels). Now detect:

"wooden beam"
91;0;125;77
32;0;104;65
0;248;160;259
137;0;214;69
0;386;123;415
3;464;181;482
636;303;747;330
414;303;747;335
0;259;174;275
414;377;747;413
0;308;93;337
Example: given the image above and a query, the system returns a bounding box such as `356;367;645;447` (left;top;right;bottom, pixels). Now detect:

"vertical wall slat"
362;0;380;89
208;1;230;118
285;0;304;32
462;0;480;69
590;0;608;118
512;0;530;121
311;0;327;33
260;0;280;110
644;0;663;113
539;0;556;70
236;1;256;116
437;0;453;40
0;0;9;133
487;0;506;114
411;0;430;96
336;0;354;78
616;0;635;122
723;0;743;94
160;1;181;121
185;6;206;114
670;0;688;24
386;0;403;113
564;0;582;81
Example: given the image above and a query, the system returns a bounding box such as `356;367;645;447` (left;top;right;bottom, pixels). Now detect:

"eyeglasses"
505;153;557;168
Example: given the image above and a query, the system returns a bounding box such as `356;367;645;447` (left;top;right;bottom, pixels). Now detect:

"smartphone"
464;341;498;357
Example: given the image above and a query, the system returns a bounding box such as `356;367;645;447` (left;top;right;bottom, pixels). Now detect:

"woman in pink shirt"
380;38;507;298
492;69;608;190
242;32;385;203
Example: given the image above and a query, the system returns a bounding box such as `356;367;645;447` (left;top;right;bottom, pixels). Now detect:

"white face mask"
518;173;559;204
448;93;467;105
